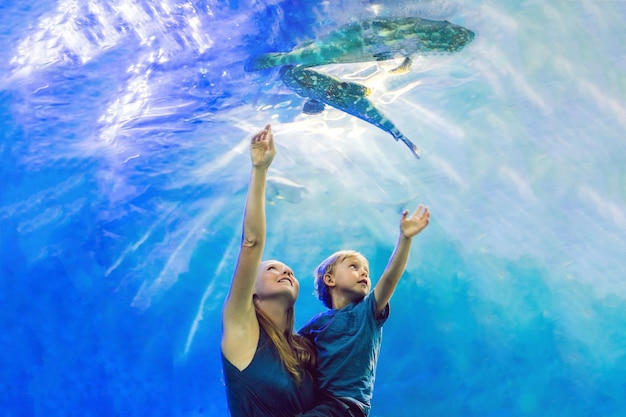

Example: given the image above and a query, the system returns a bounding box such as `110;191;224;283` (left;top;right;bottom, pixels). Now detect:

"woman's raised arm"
221;124;276;366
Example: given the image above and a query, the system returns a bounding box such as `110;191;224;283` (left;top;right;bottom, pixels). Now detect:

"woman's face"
255;260;300;303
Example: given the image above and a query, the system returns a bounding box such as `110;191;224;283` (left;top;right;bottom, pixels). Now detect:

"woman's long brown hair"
254;303;316;384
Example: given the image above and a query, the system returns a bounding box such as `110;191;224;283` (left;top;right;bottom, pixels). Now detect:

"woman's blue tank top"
222;328;315;417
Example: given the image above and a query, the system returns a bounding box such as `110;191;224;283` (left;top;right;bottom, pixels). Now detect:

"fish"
246;17;474;73
267;174;307;204
279;64;420;158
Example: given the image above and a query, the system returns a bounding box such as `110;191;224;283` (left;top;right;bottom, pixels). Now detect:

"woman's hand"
250;124;276;168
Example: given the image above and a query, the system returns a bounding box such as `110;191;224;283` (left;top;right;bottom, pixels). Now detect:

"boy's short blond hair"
314;250;366;309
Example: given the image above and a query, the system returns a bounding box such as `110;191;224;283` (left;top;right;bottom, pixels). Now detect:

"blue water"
2;1;626;416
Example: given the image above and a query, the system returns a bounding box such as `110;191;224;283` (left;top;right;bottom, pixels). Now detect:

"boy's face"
327;255;370;301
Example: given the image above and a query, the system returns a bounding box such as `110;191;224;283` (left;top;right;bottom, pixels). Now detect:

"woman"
221;124;317;417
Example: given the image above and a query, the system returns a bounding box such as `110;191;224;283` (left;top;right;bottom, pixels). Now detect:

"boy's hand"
400;205;430;239
250;124;276;168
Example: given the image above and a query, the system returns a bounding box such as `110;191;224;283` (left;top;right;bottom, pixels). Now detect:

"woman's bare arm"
221;125;276;367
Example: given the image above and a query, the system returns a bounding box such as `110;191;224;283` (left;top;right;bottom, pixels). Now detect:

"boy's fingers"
410;205;423;218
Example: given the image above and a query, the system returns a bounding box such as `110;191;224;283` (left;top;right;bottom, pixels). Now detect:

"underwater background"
1;0;626;416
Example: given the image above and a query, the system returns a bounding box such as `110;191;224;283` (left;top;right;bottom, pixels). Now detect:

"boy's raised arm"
373;205;430;316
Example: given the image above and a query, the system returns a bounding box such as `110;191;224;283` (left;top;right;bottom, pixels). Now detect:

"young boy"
298;205;430;417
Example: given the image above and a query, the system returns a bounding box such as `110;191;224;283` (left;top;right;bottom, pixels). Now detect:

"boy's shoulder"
299;309;336;334
299;293;376;335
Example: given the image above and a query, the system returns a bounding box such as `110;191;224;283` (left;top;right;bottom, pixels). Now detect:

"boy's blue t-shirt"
298;293;390;415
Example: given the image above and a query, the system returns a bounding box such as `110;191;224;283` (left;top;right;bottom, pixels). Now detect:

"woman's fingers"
252;124;272;144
